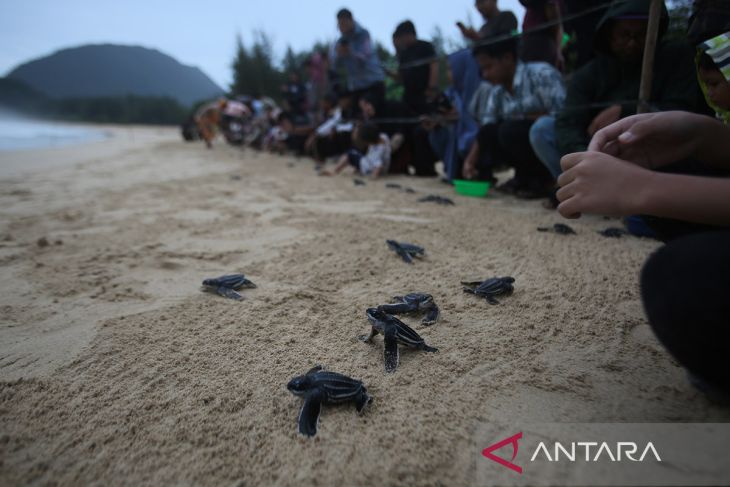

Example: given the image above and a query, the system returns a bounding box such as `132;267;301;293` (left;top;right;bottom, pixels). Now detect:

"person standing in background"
519;0;565;70
457;0;518;42
331;9;386;113
391;21;438;116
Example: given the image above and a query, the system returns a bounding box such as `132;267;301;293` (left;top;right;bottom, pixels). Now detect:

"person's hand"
588;111;705;169
462;160;478;179
421;115;435;131
557;151;653;219
587;105;621;137
304;134;316;152
456;22;479;41
336;43;350;57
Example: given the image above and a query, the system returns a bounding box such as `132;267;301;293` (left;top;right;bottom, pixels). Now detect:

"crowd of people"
182;1;730;401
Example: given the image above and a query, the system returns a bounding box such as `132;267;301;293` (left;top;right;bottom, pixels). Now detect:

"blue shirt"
332;22;385;91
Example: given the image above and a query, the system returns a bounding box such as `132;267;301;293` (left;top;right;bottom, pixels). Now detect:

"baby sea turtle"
287;365;372;437
353;178;366;186
201;274;256;300
361;308;438;372
379;293;440;325
385;183;402;189
462;276;515;305
537;223;576;235
386;240;425;264
598;227;626;238
418;195;455;206
404;187;416;194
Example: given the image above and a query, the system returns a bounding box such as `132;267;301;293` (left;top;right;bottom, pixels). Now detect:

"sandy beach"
1;126;728;486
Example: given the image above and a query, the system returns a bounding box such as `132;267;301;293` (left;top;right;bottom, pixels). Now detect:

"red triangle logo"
482;432;523;474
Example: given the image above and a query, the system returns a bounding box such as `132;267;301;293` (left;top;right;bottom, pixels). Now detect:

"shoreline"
0;123;178;178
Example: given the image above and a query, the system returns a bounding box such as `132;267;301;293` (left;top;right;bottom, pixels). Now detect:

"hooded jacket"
555;0;704;155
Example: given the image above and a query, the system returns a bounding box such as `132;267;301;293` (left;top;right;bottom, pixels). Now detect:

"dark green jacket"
556;0;704;155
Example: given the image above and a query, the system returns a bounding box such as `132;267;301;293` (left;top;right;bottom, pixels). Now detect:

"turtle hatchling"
379;293;440;325
287;365;372;437
201;274;256;300
353;178;366;186
462;276;515;305
598;227;626;238
537;223;576;235
361;308;438;372
386;239;425;264
385;183;402;189
418;194;455;206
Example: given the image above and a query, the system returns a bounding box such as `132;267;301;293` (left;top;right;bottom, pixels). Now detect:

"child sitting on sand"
319;122;390;178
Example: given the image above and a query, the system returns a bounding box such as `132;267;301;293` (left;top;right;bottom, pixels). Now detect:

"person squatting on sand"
422;49;480;183
529;0;703;192
555;0;730;402
463;37;566;198
557;111;730;402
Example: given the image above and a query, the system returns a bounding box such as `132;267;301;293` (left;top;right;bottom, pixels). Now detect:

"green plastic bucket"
453;179;491;198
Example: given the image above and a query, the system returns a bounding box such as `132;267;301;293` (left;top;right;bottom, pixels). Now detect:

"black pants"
410;125;438;176
314;131;352;161
352;82;386;116
477;120;553;188
641;231;730;392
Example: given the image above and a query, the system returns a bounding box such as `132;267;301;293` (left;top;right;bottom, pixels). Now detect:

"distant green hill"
0;77;49;115
6;44;224;107
0;77;190;125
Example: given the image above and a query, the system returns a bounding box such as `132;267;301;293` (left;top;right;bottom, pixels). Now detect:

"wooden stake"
638;0;664;113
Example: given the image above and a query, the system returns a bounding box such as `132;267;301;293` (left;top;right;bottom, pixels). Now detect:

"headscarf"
697;31;730;124
447;48;482;113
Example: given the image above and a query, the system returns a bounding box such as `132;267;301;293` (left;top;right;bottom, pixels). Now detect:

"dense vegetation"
0;77;188;125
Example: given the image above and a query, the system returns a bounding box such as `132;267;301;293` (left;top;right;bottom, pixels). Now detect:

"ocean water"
0;116;109;151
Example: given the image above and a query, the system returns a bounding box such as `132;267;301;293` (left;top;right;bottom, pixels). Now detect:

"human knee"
529;116;554;147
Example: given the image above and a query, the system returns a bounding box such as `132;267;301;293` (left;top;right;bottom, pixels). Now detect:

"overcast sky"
0;1;526;90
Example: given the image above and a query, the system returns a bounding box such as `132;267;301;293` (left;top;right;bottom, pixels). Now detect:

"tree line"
0;77;188;125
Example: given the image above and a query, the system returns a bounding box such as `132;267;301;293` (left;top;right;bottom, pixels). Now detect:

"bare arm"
456;22;481;41
320;154;350;176
641;172;730;225
557;151;730;225
428;61;439;94
386;68;401;81
589;112;730;170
